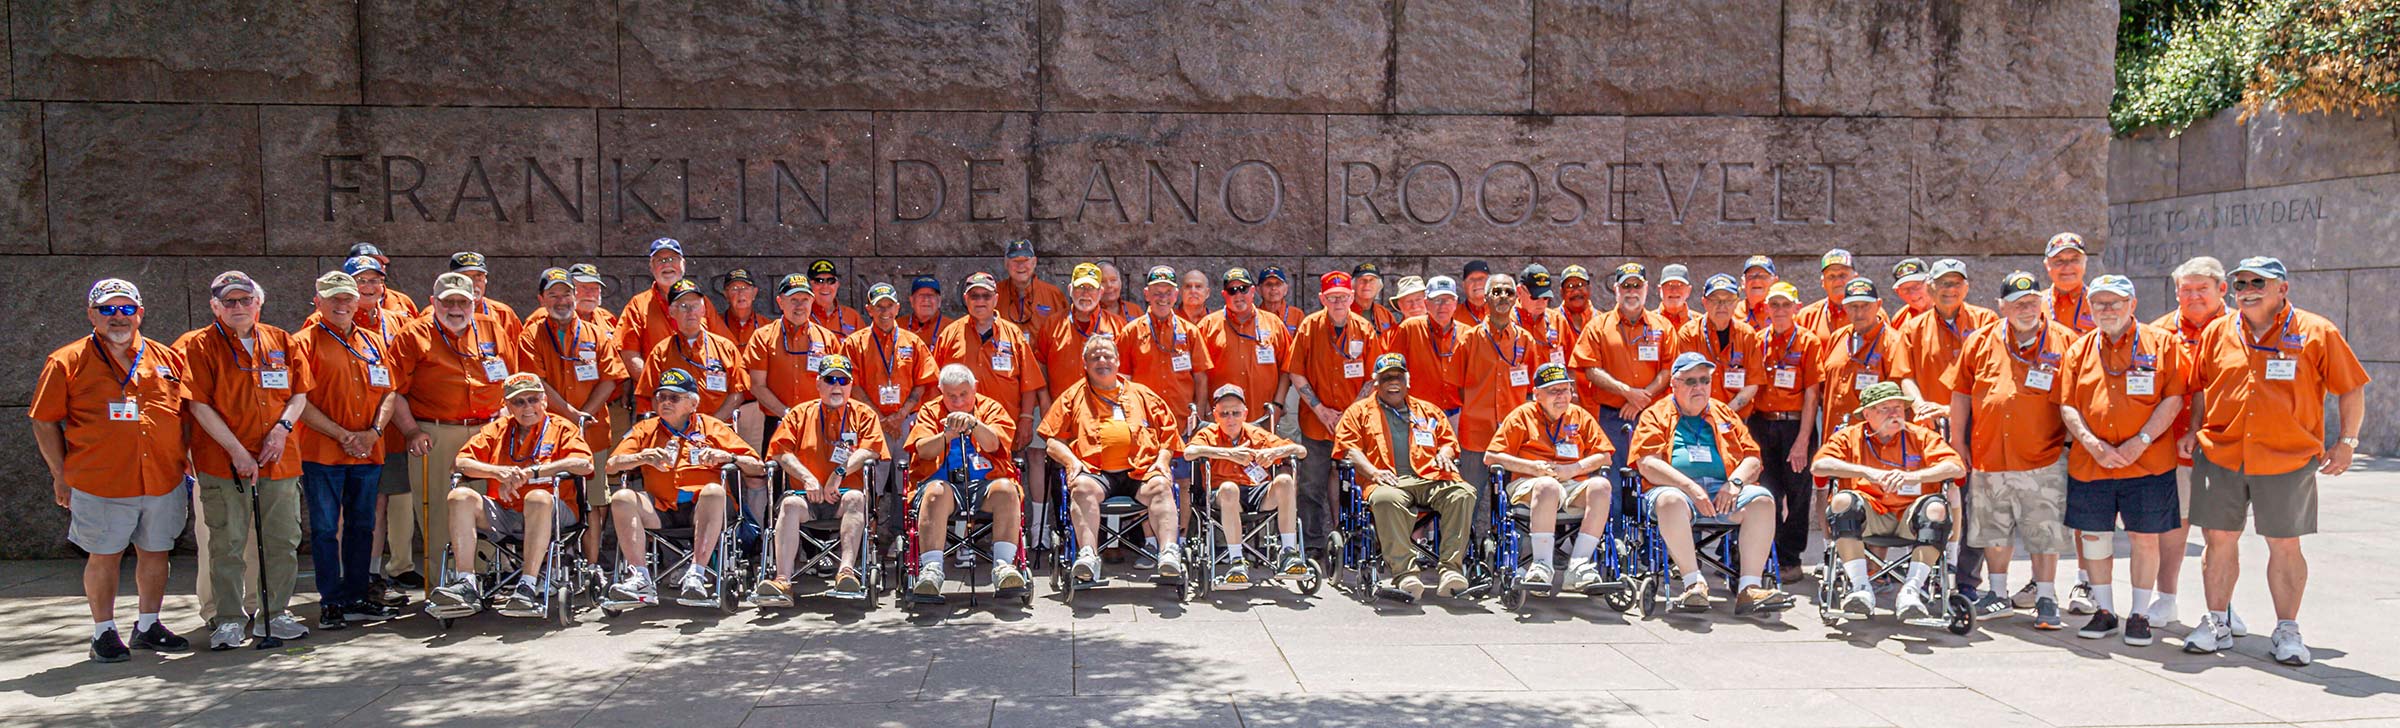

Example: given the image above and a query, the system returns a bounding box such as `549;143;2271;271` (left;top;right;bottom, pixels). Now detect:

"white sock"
2131;588;2154;617
1079;546;1097;560
630;565;650;580
1572;533;1601;562
2152;592;2178;619
1906;562;1931;591
2277;619;2299;632
2077;568;2090;584
95;620;116;639
1738;575;1761;590
2210;609;2230;626
1683;572;1706;588
2091;583;2115;614
1530;534;1556;567
991;543;1017;565
2035;581;2057;601
1843;559;1871;587
137;613;158;632
1280;533;1299;550
920;550;942;567
1223;544;1243;561
1987;573;2010;596
1145;537;1158;553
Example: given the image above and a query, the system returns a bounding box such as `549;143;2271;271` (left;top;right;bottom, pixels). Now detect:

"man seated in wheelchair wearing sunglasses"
433;373;595;617
1182;383;1310;584
1812;381;1967;623
604;368;766;607
759;354;887;604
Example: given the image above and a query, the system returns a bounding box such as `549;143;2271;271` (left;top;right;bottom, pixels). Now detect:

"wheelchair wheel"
1325;532;1351;591
1294;556;1326;598
1635;575;1662;619
1946;593;1976;635
1505;584;1532;612
1603;587;1637;613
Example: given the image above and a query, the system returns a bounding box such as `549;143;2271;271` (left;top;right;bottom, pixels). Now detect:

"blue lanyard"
503;419;555;464
1433;322;1457;360
2101;325;2149;377
674;333;719;372
2244;305;2296;355
545;318;584;362
872;327;897;377
436;317;488;361
315;320;382;366
778;319;818;356
2004;324;2051;366
93;335;144;394
1485;324;1524;368
212;321;271;373
1865;429;1915;469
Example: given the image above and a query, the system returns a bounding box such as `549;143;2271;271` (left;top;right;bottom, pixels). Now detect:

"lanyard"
674;333;718;372
315;320;382;366
1539;409;1568;450
1701;322;1737;366
435;317;488;361
2243;304;2295;355
2101;325;2148;377
810;305;845;332
658;414;701;448
778;319;817;356
1231;312;1265;343
2004;324;2050;366
1330;319;1362;362
1091;384;1127;418
1766;325;1800;366
1848;322;1885;367
1485;323;1524;368
544;317;583;362
1072;312;1106;339
503;419;555;464
1432;321;1457;360
872;326;898;377
1148;313;1186;353
1518;310;1559;348
93;335;144;395
817;401;850;445
212;321;271;373
1864;428;1915;469
2063;289;2088;328
1616;310;1654;346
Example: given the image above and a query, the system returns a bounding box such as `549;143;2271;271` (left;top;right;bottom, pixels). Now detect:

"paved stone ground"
4;461;2398;727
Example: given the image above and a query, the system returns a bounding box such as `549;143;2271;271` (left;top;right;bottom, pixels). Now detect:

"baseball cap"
1520;264;1556;300
1743;255;1777;275
1929;259;1968;281
1855;381;1911;413
209;271;259;300
2089;274;2136;300
818;354;854;379
1701;274;1740;298
724;268;756;288
807;260;838;280
432;272;477;301
342;255;385;276
867;282;900;305
1223;267;1255;287
1765;282;1802;304
1463;260;1491;277
1660;264;1691;285
315;271;359;299
1002;238;1035;259
1070;262;1103;290
1353;262;1382;280
502;372;546;400
1560;264;1591;282
568;263;605;285
655;368;700;396
1212;384;1246;403
667;278;704;302
647;237;685;258
1613;262;1648;287
1820;248;1855;271
2044;232;2087;259
88;278;142;306
1259;266;1288;283
1999;271;2042;301
910;274;942;294
538;267;574;291
1319;271;1353;295
1390;275;1426;301
2230;256;2288;281
1426;275;1459;300
777;273;812;298
964;271;1000;293
1892;258;1929;285
1841;278;1880;304
346;242;387;262
1670;351;1715;376
1144;265;1177;288
449;251;488;273
1372;352;1408;375
1533;363;1573;390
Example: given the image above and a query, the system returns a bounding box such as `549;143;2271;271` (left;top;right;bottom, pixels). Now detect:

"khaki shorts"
70;486;189;554
1966;461;2071;554
1508;475;1607;516
2191;454;2318;538
1861;495;1948;542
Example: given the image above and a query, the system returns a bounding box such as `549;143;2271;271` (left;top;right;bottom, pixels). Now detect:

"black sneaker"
392;571;427;589
129;622;190;652
318;604;351;631
2122;613;2155;646
2076;609;2120;639
90;629;130;663
344;600;402;621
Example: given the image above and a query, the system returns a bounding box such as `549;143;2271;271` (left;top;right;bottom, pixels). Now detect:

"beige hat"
501;372;546;400
316;271;359;299
1389;275;1426;302
432;272;477;301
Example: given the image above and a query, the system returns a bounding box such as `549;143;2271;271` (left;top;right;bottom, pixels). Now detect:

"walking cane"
246;473;284;650
419;451;434;601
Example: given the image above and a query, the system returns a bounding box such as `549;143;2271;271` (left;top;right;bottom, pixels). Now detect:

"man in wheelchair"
604;368;766;607
760;354;887;605
1336;353;1476;601
1632;353;1792;615
1811;382;1967;623
903;364;1030;598
1484;363;1617;592
1042;334;1188;585
433;373;595;618
1183;383;1309;585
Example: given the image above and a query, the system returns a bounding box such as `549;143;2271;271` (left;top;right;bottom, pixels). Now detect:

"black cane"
248;473;284;650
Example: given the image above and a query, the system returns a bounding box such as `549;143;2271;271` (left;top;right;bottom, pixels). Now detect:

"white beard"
102;329;134;344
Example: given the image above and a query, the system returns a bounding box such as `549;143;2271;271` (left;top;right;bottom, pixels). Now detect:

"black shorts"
1082;470;1145;500
2066;471;2180;534
654;503;696;531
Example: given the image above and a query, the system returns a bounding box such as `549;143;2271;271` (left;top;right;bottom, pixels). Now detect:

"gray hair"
938;363;977;389
2170;256;2226;282
1081;332;1120;359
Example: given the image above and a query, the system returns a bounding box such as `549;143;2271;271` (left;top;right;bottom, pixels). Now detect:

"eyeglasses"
2229;277;2272;291
966;291;997;300
506;395;545;408
92;304;139;316
1617;281;1644;290
1223;285;1252;295
217;296;258;308
822;376;851;386
1675;376;1711;387
1487;287;1517;298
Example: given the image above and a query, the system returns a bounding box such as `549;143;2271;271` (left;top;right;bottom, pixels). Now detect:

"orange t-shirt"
2048;285;2097;333
29;335;191;499
515;309;629;445
1188;422;1296;487
2192;305;2370;474
997;277;1069;331
809;303;865;337
1333;395;1462;497
1944;320;2076;471
1670;317;1767;417
1752;324;1823;415
2054;323;2187;480
1569;308;1673;412
931;316;1047;422
1286;310;1384;440
841;325;939;417
613;284;731;365
1119;311;1213;420
457;414;593;511
1795;297;1852;343
292;314;396;466
1197;308;1292;422
1629;398;1761;491
1813;421;1962;514
610;413;753;510
1385;315;1465;412
390;313;519;423
902;393;1022;491
2152;307;2227;466
1895;304;1999;410
742;318;843;412
1488;400;1613;467
1819;318;1907;432
1036;309;1127;394
644;330;749;415
1038;379;1184;481
767;398;890;486
1457;320;1543;451
175;322;308;481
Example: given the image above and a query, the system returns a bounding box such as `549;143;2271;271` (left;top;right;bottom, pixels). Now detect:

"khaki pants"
388;422;477;576
1367;475;1475;574
191;483;258;624
195;474;301;624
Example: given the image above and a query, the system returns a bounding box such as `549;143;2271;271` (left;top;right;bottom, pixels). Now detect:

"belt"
1756;411;1803;421
424;416;496;427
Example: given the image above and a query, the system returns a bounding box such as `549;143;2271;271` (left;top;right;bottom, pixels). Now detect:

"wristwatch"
2341;436;2362;448
272;418;293;432
831;465;847;478
2134;432;2155;445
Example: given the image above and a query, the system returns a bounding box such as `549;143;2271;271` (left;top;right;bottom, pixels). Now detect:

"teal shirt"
1668;414;1728;485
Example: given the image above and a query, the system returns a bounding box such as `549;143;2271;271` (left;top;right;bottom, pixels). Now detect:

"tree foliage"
2112;0;2397;136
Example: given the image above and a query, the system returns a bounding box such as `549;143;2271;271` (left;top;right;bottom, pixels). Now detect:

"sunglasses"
506;395;545;408
966;291;997;300
811;276;839;285
1487;287;1517;298
217;296;259;308
92;304;139;316
1223;284;1252;295
2229;277;2273;291
1561;280;1589;290
822;376;851;386
1618;281;1645;290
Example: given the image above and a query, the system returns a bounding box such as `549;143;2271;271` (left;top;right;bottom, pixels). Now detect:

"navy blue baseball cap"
647;237;684;258
910;274;942;294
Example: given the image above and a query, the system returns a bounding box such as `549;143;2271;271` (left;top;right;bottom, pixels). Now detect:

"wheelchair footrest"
907;591;949;605
1373;587;1418;604
1578;581;1630;597
992;585;1030;599
426;604;481;620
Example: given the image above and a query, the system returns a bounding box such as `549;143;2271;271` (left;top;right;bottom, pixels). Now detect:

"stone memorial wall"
0;0;2118;556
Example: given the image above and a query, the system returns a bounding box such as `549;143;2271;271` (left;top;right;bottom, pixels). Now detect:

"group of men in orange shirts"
31;231;2368;667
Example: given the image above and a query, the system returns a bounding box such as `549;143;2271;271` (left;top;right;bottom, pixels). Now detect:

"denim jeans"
303;463;381;606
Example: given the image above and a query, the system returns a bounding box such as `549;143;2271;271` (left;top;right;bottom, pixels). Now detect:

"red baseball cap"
1319;271;1353;295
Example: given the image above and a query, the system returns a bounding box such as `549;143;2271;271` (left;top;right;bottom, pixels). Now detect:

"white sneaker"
676;570;714;607
1896;588;1933;624
1840;590;1876;620
2144;594;2179;627
2271;623;2311;666
609;573;658;605
209;622;246;651
1563;560;1601;592
1156;545;1185;579
992;562;1027;592
2183;613;2232;654
1073;552;1102;583
2010;582;2038;609
251;612;309;640
2068;581;2099;615
2229;607;2249;637
1522;561;1555;590
913;561;946;597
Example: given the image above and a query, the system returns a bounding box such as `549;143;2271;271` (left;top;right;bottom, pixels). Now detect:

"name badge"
1171;352;1192;372
259;370;290;390
1508;367;1529;387
480;358;508;383
108;398;139;422
1895;482;1922;497
1721;370;1745;390
1683;444;1714;463
1412;427;1436;448
1637;344;1660;362
1855;373;1879;390
368;365;392;388
1111;405;1126;422
1243;463;1270;483
879;384;902;406
1555;442;1579;460
832;444;854;466
970;452;993;470
1255;344;1276;365
1548;351;1565;367
1343;361;1365;379
806;353;823;373
1774;368;1797;389
2024;367;2054;392
574;362;599;382
704;371;728;392
2126;371;2155;396
687;446;709;466
2265;358;2298;381
1347;340;1363;358
992;352;1014;373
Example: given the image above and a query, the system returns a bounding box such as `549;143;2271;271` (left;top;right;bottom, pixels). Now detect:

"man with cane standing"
176;271;311;649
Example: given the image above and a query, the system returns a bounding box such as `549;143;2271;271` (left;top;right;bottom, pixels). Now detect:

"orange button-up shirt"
175;322;307;481
1287;310;1385;440
810;303;864;337
1630;399;1761;492
2152;307;2228;465
1188;422;1296;487
902;393;1021;490
1895;304;1999;410
841;324;939;418
1752;324;1823;415
1334;395;1461;497
725;308;772;346
1120;310;1212;420
516;308;628;445
2054;323;2186;480
1039;379;1185;481
768;398;890;485
997;277;1068;331
1198;308;1291;422
2193;305;2370;474
613;284;730;365
611;413;752;510
2048;285;2097;333
932;316;1046;423
458;414;593;511
1386;315;1465;412
1036;309;1126;394
30;335;191;499
742;318;843;412
1814;421;1962;514
644;330;748;415
1671;317;1767;417
1795;297;1851;342
1569;308;1673;412
1488;400;1613;466
1820;318;1906;432
390;313;519;423
899;312;947;346
1945;320;2076;471
1260;301;1306;339
293;314;397;466
1458;319;1545;451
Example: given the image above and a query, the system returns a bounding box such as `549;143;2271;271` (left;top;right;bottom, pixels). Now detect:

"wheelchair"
755;463;884;608
1815;485;1975;635
1487;468;1638;613
1327;460;1493;604
899;444;1036;612
597;463;755;617
1048;459;1197;604
428;472;601;629
1624;468;1784;619
1184;454;1324;598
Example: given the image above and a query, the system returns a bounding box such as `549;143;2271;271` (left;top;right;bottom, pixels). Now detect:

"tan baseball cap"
432;272;477;301
316;271;359;299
